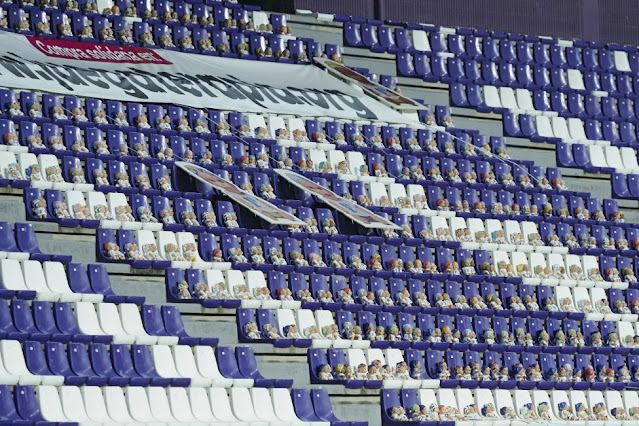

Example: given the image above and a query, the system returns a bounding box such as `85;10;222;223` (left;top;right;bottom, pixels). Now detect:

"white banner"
275;169;401;230
176;162;305;226
313;57;426;111
0;32;415;124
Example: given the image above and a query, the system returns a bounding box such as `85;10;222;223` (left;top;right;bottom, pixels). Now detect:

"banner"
275;169;401;230
314;57;426;111
0;32;416;124
176;162;305;226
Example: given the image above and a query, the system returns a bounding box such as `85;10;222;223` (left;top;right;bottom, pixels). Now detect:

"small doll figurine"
138;32;155;46
268;248;287;266
249;246;265;264
590;331;603;347
372;162;388;177
114;172;130;188
104;241;125;260
318;364;333;381
369;135;384;149
407;166;425;181
587;267;604;282
253;126;271;139
482;403;498;419
71;107;88;122
348;255;366;270
329;253;346;269
437;361;450;380
157;116;172;131
613;299;632;315
181;243;197;262
124;242;144;260
244;321;261;339
176;281;191;299
160;208;176;224
612;211;625;224
24;164;42;182
179;35;195;50
229;248;248;264
8;102;23;117
290;250;308;266
389;407;408;422
259;184;276;199
605;267;622;283
31;198;48;219
435;198;449;211
607;332;620;348
177;118;191;132
156;175;173;192
236;125;254;139
207;248;222;263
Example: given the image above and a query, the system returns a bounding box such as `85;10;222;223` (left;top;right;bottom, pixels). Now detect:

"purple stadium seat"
52;302;91;343
32;301;69;343
14;385;49;423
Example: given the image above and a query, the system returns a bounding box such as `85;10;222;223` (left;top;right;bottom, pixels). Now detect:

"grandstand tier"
0;0;637;424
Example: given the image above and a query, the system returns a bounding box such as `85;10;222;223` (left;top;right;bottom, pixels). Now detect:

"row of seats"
0;257;121;302
13;152;611;227
342;22;635;75
1;0;346;64
0;93;462;157
7;9;321;62
24;171;633;256
363;25;639;109
451;83;639;151
136;220;620;281
502;110;639;152
310;346;639;389
0;255;142;304
395;48;637;102
231;267;639;314
554;141;637;176
2;385;354;425
97;228;225;270
15;151;591;220
344;23;639;188
167;267;306;310
93;218;631;289
17;149;624;227
0;221;71;264
118;1;276;31
611;172;639;200
456;80;639;126
1;339;281;388
0;298;210;346
237;307;639;352
381;387;637;424
397;51;626;94
29;184;638;257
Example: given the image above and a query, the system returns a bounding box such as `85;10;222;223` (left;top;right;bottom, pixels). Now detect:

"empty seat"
36;386;69;423
58;386;92;423
2;340;46;385
96;302;135;344
146;387;178;423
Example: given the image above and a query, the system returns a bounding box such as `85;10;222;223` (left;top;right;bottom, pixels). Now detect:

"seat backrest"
0;258;27;291
411;30;430;51
81;385;112;423
58;386;90;423
150;345;180;378
167;387;197;422
208;388;237;422
36;386;68;422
